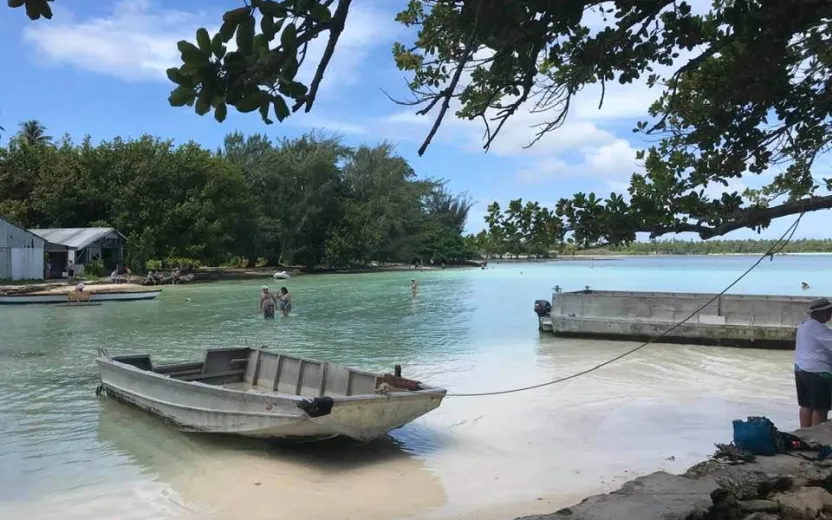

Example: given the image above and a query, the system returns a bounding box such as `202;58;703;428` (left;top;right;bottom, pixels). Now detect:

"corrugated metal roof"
29;228;125;249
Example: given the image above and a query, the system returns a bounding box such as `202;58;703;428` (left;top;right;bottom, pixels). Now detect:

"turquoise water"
1;255;830;519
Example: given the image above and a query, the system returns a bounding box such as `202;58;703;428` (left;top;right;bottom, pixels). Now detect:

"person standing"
278;287;292;317
795;298;832;428
67;259;75;280
260;286;277;319
411;279;418;298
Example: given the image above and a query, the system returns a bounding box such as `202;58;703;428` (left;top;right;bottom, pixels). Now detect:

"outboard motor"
534;299;552;318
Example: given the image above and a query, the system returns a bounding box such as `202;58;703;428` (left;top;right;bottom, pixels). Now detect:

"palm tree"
18;120;52;145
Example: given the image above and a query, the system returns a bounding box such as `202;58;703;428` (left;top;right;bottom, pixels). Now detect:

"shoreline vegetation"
0;129;476;276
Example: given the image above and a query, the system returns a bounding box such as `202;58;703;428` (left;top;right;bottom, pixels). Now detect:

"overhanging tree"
9;0;832;244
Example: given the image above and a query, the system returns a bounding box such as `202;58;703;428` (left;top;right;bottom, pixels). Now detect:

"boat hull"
0;289;162;305
96;352;445;442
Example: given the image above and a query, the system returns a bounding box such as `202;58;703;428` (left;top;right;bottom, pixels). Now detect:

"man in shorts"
795;297;832;428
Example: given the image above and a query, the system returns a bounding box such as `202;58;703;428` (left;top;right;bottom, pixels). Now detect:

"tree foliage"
0;125;472;271
470;199;562;259
575;238;832;256
8;0;832;245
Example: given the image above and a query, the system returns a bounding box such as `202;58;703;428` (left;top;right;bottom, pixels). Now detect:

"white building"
0;217;46;280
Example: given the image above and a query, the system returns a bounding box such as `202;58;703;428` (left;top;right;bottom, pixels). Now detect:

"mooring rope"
446;213;805;398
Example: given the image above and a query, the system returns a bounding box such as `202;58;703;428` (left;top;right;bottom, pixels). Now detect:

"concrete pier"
538;290;815;349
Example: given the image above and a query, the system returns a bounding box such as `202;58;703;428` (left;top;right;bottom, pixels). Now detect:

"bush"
255;257;268;267
165;257;201;270
145;259;162;271
85;259;105;278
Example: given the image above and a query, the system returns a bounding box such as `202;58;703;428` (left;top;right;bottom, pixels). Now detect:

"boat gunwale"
0;289;163;305
97;352;447;403
101;379;308;420
556;290;815;304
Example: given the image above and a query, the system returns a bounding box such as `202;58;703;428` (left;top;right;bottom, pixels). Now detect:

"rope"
447;214;805;397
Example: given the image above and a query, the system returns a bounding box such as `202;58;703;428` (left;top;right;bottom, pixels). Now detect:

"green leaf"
196;28;212;54
169;86;197;107
236;16;255;56
261;15;276;39
273;95;290;121
279;81;308;98
235;91;269;113
195;86;215;116
309;4;331;22
166;67;187;85
214;101;228;122
8;0;26;8
253;34;270;57
211;34;227;59
258;1;287;18
280;22;298;54
218;21;236;43
177;40;208;64
281;57;299;81
259;99;273;125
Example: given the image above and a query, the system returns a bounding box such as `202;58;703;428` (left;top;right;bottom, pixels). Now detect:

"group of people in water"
260;286;291;319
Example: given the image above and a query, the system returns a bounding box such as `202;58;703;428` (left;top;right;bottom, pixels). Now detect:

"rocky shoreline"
517;422;832;520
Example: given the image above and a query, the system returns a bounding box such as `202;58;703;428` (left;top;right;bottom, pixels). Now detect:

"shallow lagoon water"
1;255;830;519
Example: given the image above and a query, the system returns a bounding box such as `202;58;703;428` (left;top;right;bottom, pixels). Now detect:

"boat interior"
111;347;424;398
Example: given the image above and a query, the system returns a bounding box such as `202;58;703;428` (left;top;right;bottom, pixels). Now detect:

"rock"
741;514;780;520
514;472;719;520
738;499;780;513
774;486;832;519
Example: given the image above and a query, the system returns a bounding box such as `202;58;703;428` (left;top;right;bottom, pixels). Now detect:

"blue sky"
0;0;829;239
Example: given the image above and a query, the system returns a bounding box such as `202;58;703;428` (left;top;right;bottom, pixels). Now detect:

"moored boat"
96;347;446;442
0;287;162;305
273;271;291;279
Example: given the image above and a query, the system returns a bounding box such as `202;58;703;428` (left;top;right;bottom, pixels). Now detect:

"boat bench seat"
178;369;246;382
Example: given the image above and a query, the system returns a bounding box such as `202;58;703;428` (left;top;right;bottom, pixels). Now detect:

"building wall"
0;218;46;280
0;247;9;279
11;247;44;280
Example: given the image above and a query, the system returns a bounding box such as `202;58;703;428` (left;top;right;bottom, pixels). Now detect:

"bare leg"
800;407;813;428
811;409;829;426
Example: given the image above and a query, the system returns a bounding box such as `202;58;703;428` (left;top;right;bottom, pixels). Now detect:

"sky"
0;0;829;239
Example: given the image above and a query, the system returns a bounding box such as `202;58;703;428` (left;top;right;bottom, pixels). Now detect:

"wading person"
411;279;418;298
795;297;832;428
260;286;276;320
278;286;291;317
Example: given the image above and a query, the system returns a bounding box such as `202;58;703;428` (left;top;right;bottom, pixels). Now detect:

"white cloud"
23;0;397;91
23;0;199;81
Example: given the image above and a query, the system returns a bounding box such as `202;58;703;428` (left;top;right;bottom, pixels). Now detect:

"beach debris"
713;443;756;464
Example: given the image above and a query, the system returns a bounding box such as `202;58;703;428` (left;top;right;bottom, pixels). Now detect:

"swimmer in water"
411;279;418;298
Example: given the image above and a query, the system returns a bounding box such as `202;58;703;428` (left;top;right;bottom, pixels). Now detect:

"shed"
0;217;46;280
30;227;126;278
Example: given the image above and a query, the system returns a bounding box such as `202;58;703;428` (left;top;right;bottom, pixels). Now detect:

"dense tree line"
466;199;562;259
0;122;473;272
581;239;832;256
469;198;832;259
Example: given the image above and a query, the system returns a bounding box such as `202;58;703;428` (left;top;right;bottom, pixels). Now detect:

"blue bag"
733;416;777;456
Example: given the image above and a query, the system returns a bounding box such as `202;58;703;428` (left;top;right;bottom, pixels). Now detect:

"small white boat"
95;347;446;442
0;288;162;305
273;271;291;279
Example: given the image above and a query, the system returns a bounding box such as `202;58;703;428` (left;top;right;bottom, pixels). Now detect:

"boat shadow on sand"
96;399;452;518
96;398;451;472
